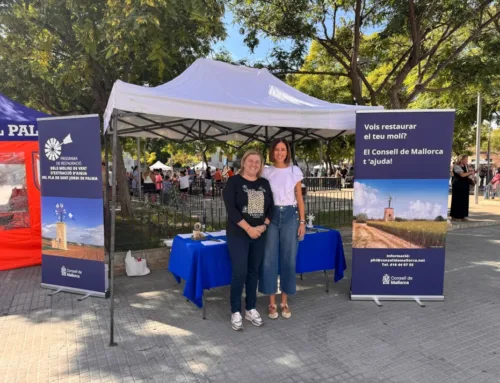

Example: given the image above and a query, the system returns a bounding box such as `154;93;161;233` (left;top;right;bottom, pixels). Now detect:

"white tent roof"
194;161;218;170
149;161;172;171
104;59;382;143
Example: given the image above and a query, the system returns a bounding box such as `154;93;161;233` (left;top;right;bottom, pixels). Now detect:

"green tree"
481;127;500;153
287;18;500;157
231;0;500;108
0;0;225;215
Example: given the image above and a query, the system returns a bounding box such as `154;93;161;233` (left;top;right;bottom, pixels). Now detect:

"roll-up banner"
37;115;108;298
351;110;455;303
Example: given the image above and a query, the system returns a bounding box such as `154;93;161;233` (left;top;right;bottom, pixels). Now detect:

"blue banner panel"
38;115;107;296
351;249;445;295
42;255;106;293
0;121;39;141
38;116;103;199
355;111;455;179
351;110;455;298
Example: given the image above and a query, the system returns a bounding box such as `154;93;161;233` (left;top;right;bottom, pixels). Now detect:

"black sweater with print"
222;174;274;237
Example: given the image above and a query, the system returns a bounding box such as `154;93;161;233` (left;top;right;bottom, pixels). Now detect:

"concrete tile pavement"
1;225;500;383
448;195;500;230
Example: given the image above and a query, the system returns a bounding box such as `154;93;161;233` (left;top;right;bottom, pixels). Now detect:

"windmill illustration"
44;134;73;161
51;203;70;250
55;203;66;222
383;194;395;222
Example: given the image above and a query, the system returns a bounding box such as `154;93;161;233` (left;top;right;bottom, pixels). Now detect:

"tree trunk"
116;138;132;217
202;150;208;169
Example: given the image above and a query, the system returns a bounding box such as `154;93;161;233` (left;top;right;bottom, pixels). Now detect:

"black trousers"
227;232;266;314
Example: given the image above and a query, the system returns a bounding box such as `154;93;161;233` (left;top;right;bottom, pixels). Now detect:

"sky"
214;10;380;63
353;179;449;220
41;196;104;246
212;11;292;62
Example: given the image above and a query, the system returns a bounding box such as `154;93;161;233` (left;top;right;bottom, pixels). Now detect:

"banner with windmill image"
351;110;455;300
38;115;107;297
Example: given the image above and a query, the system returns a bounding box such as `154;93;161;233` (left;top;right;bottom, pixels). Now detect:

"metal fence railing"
302;177;354;192
114;188;354;251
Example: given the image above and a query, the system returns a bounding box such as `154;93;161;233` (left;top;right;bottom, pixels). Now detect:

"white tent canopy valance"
149;161;172;171
104;58;382;144
194;161;219;170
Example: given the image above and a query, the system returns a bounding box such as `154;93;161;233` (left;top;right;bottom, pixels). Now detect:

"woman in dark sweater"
222;149;274;331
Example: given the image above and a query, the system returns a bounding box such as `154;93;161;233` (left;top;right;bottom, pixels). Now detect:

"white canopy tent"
104;58;382;144
149;161;172;171
103;58;382;346
194;161;218;170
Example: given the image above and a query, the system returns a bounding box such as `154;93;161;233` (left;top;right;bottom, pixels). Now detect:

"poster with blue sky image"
352;110;455;298
38;115;107;296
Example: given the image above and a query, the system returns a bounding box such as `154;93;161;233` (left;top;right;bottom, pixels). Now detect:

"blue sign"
38;115;107;297
0;122;39;141
351;110;455;298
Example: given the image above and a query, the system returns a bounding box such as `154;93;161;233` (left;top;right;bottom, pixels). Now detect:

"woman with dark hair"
450;154;476;221
259;138;305;319
223;150;274;331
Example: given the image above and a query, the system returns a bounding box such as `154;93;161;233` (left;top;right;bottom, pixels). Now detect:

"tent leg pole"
104;135;110;255
137;137;141;202
291;133;298;166
109;115;118;347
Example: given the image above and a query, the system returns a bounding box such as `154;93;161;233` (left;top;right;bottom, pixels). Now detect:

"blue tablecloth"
168;228;346;308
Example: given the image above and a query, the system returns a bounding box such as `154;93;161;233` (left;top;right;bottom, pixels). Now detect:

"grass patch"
367;221;447;247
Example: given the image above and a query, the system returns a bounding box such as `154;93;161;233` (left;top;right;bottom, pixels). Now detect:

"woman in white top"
259;139;306;319
179;170;190;201
142;169;156;202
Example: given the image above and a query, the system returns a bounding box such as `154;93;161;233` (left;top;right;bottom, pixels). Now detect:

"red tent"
0;93;48;270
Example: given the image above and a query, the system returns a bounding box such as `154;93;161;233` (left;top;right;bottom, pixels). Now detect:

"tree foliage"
231;0;500;108
0;0;226;214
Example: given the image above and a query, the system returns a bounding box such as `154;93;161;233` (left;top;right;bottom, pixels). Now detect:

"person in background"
179;170;190;201
223;149;274;331
162;175;172;191
450;155;476;221
487;168;500;199
132;166;140;197
335;167;342;190
101;162;109;199
155;169;163;200
205;166;212;195
479;165;486;188
259;138;305;320
143;168;156;203
214;167;222;196
340;165;348;188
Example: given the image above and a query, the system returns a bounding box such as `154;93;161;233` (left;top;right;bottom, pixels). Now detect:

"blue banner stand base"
41;283;109;299
350;294;444;307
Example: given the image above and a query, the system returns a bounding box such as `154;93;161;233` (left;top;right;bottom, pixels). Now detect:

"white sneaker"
245;309;263;327
231;312;244;331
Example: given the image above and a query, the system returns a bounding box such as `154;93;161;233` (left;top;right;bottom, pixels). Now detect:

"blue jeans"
259;205;299;295
227;233;266;313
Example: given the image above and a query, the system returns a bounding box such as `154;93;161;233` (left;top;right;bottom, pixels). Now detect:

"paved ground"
1;225;500;383
448;196;500;230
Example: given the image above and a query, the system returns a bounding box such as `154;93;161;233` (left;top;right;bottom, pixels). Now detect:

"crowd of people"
305;165;354;190
127;165;236;202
